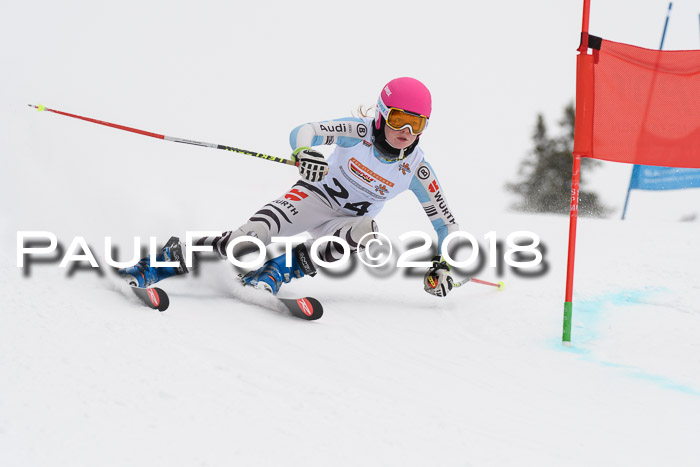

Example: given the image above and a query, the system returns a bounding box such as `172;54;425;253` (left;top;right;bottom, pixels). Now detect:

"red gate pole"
563;0;593;343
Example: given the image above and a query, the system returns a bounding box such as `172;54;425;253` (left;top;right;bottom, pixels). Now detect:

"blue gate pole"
621;2;672;220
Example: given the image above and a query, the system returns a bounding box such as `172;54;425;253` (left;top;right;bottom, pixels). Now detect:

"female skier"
120;77;460;297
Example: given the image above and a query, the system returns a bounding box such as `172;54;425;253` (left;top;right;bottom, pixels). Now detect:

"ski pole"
453;277;505;291
28;104;299;167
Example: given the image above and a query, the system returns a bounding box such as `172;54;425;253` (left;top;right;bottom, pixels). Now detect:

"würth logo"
428;181;439;193
284;189;309;202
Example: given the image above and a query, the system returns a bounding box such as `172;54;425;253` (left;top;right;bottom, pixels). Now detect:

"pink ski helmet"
375;77;432;132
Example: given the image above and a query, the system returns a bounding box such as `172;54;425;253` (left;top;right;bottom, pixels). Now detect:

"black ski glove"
424;256;453;297
292;147;329;182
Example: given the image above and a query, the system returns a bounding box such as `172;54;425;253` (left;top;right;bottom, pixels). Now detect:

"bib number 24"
323;177;372;216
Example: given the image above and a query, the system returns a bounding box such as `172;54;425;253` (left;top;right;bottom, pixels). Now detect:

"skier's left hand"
292;147;329;182
424;256;454;297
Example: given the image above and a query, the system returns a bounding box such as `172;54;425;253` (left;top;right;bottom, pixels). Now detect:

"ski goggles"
377;100;428;135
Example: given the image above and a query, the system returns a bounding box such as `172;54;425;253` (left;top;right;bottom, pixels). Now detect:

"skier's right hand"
292;147;329;182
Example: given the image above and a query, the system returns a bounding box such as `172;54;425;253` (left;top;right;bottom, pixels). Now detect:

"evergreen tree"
506;103;610;217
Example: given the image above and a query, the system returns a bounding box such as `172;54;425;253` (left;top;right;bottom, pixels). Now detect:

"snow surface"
2;1;700;465
2;214;700;467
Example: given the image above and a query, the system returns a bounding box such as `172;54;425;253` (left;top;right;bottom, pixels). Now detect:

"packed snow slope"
3;1;700;465
2;211;700;467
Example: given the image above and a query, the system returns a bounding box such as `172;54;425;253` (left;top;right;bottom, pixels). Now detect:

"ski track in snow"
560;287;700;395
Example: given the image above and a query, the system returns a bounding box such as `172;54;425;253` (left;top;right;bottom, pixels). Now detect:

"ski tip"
299;297;323;320
152;287;170;311
131;286;170;312
30;104;46;112
280;297;323;320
